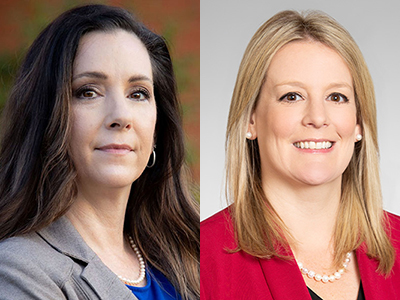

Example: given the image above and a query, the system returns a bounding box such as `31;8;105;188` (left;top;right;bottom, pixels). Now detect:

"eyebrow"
275;81;307;89
72;71;153;84
274;81;353;90
325;82;353;90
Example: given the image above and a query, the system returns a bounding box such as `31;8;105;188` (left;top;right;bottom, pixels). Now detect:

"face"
249;40;361;187
70;29;156;189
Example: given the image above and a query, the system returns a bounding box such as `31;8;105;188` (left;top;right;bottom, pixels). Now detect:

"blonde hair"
226;10;395;274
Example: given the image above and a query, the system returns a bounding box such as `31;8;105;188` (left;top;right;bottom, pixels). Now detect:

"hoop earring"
147;150;156;168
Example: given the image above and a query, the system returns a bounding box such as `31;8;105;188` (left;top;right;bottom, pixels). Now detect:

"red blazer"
200;208;400;299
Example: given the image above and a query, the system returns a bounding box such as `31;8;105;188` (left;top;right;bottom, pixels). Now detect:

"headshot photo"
0;2;199;299
201;0;400;299
201;0;400;221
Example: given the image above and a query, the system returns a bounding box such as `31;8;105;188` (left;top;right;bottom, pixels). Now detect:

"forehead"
266;40;353;89
73;29;152;80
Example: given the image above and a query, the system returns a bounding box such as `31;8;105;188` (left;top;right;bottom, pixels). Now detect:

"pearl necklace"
118;236;146;286
297;252;351;283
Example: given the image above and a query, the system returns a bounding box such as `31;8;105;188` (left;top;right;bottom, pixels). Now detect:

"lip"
95;143;133;154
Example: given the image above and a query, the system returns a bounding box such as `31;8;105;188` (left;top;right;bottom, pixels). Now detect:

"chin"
293;170;340;186
93;167;145;188
103;178;137;188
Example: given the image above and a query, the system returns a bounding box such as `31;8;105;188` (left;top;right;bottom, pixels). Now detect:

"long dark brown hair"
0;4;199;299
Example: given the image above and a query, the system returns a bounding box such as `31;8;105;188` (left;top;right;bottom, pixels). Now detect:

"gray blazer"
0;216;138;299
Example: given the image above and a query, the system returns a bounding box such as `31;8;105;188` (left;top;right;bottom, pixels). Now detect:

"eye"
74;87;99;99
328;93;349;103
129;88;151;101
279;92;303;102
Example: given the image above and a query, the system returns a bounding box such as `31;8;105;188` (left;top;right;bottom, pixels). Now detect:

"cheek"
69;108;98;156
70;112;84;150
258;106;299;140
135;107;157;147
332;109;357;137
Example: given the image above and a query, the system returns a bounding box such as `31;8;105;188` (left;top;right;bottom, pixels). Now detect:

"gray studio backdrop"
200;0;400;221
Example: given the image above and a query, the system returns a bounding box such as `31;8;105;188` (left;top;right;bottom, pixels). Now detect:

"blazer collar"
258;250;312;300
258;245;398;300
37;216;138;300
356;244;398;299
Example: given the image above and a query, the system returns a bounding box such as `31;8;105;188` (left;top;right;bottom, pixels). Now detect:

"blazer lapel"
259;254;312;300
357;246;399;299
38;216;138;300
81;256;137;300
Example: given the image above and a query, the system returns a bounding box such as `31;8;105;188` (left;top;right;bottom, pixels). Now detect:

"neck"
262;175;342;253
65;182;132;252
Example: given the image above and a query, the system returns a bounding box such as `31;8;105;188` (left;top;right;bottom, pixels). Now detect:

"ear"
153;132;157;148
355;124;362;141
247;111;258;140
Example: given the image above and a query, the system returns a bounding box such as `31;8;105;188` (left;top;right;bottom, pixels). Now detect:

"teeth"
294;141;332;150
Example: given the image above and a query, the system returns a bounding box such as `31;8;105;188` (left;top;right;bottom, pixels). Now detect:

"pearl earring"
246;132;252;139
356;134;362;141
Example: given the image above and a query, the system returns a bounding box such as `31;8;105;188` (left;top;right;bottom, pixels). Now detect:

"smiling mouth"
293;141;334;150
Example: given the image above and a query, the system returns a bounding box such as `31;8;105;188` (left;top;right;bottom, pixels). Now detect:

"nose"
302;98;329;128
105;94;133;130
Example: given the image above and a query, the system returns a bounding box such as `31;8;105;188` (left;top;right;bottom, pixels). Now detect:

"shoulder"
385;211;400;238
201;207;240;280
201;207;236;250
201;208;271;299
0;232;72;298
201;207;231;230
385;211;400;227
0;231;73;275
385;211;400;249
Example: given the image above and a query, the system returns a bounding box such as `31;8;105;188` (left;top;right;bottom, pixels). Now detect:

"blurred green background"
0;0;199;198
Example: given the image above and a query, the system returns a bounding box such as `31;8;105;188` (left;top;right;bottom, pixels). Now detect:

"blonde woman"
200;10;400;300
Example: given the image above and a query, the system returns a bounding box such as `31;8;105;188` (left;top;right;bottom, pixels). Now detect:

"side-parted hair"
0;5;199;299
226;10;394;274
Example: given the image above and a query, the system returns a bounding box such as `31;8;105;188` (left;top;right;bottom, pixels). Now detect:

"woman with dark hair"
0;4;199;300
